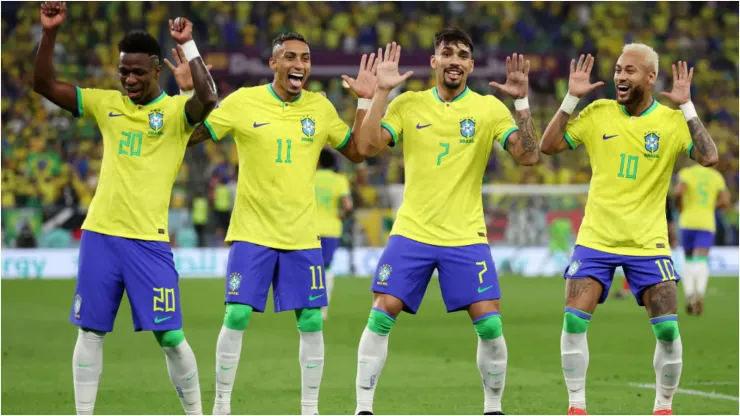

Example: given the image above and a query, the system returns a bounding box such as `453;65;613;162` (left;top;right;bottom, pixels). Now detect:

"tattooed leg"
565;277;602;314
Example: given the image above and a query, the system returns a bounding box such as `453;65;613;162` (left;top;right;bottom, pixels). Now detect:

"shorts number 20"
153;288;176;312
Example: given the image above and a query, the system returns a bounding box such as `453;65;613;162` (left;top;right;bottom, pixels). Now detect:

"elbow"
540;141;556;156
202;94;219;113
518;152;539;166
32;76;50;95
699;155;718;167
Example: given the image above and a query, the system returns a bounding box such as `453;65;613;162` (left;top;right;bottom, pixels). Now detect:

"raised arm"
168;18;218;125
660;61;718;167
357;43;413;158
32;2;78;114
489;53;538;166
541;54;604;155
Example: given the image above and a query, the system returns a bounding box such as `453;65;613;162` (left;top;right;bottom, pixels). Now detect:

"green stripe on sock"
474;315;503;340
694;255;708;262
563;311;590;334
367;309;395;335
652;320;680;341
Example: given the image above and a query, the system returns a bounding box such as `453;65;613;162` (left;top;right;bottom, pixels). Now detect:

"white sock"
356;327;390;415
682;261;697;301
695;260;710;298
477;335;508;413
561;330;589;410
72;329;105;415
322;269;335;320
214;326;244;414
299;331;325;415
653;336;683;411
163;339;202;415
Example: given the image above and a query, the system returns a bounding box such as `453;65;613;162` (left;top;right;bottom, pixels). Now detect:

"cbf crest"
73;294;82;318
227;272;242;295
301;116;316;138
148;109;164;136
460;117;476;140
567;260;582;277
644;131;660;153
376;264;392;286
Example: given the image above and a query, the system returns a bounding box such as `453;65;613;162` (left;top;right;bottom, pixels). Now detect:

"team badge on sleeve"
460;118;476;139
301;116;316;137
644;131;660;153
148;110;164;136
227;272;242;295
377;264;392;286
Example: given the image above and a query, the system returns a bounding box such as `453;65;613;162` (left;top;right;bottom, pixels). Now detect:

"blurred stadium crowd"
2;2;738;248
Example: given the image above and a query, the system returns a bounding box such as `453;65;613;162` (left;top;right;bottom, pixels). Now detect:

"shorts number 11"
310;265;324;289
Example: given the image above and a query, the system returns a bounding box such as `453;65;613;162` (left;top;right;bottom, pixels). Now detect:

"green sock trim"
652;320;680;341
694;255;708;262
295;308;323;332
224;303;253;331
153;329;185;347
563;312;590;334
474;315;503;340
367;309;395;335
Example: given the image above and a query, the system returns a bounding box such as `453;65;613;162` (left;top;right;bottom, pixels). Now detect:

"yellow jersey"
381;87;519;246
204;84;351;249
677;164;726;232
314;169;351;238
75;88;194;241
564;98;693;256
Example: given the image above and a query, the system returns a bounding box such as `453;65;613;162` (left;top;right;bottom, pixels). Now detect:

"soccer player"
352;29;540;415
32;2;218;415
540;45;719;415
314;148;353;320
674;163;730;315
184;32;373;415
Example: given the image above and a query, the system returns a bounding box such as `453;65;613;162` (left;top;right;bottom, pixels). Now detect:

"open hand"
169;17;193;44
164;45;213;91
568;54;604;98
341;53;379;99
660;61;693;105
40;1;66;31
489;53;530;99
374;42;414;92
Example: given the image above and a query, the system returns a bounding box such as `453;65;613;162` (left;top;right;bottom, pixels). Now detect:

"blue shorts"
320;237;340;268
372;235;501;314
564;245;679;306
225;241;326;312
680;229;714;253
70;231;181;333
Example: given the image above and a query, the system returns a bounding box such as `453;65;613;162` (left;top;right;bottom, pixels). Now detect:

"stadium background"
1;2;738;415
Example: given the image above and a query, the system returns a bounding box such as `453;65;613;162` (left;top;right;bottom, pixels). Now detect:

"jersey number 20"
119;131;143;157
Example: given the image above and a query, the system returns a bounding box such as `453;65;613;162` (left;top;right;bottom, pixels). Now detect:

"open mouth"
616;83;630;99
288;72;304;89
126;89;142;100
445;68;463;81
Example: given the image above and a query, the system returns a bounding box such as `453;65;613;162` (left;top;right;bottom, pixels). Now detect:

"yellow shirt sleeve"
490;97;519;149
380;93;406;144
564;101;599;149
75;87;119;120
325;100;351;150
204;90;240;141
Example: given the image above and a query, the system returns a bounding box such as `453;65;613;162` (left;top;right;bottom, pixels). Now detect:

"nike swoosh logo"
220;365;234;371
416;123;432;129
78;363;94;367
186;372;197;381
154;316;173;323
562;367;576;371
602;134;619;140
309;294;325;301
253;122;270;128
109;112;124;117
487;371;504;376
358;360;369;364
306;364;321;369
477;285;494;293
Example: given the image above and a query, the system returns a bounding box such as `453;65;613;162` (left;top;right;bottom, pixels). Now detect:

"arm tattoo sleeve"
516;110;539;155
687;118;717;162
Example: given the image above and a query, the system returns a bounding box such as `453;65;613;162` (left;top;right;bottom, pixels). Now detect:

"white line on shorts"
628;383;739;401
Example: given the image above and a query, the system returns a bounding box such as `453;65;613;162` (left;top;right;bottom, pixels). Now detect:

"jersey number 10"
617;153;639;180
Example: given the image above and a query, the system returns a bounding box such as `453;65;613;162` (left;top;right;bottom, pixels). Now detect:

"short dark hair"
118;31;161;59
272;32;309;49
434;28;474;54
318;149;336;170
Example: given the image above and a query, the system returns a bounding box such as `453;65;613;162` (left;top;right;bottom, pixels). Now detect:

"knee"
473;314;503;340
296;308;323;332
563;308;592;334
652;319;680;342
79;328;105;342
224;303;253;331
154;329;185;348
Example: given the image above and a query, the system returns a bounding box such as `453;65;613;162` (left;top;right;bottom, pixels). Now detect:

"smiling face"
431;40;474;91
614;49;656;106
270;39;311;99
119;52;160;104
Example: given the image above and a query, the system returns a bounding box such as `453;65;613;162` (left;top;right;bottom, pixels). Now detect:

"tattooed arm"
504;109;539;165
687;117;719;166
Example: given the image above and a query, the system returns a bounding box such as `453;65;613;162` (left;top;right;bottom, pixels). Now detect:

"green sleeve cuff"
203;120;219;142
564;131;577;150
335;128;351;150
75;86;83;118
381;122;399;144
687;142;694;159
500;127;518;149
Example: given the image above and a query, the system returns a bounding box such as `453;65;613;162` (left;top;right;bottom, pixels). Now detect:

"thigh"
121;239;182;332
436;244;500;313
680;228;696;255
225;242;279;313
693;230;715;252
564;245;618;304
372;235;436;314
623;255;679;306
70;231;125;333
320;237;340;269
274;248;325;312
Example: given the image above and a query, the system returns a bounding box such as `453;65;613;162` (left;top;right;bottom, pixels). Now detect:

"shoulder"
581;99;617;115
79;87;125;102
302;90;337;113
389;90;419;107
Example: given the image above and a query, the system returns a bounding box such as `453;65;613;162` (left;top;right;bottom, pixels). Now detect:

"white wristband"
514;97;529;111
180;89;194;97
180;40;200;62
357;98;372;110
559;92;580;115
679;100;698;121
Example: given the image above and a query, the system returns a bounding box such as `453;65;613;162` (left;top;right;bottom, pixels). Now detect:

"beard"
619;84;646;105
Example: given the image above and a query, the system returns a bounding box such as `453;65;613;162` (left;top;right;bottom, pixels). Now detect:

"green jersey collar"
432;86;470;103
268;83;303;103
620;97;658;117
129;90;166;106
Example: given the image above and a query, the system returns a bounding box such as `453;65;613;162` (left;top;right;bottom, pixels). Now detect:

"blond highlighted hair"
622;43;659;75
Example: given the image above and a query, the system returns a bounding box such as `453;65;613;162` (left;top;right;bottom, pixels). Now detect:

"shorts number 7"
476;261;488;283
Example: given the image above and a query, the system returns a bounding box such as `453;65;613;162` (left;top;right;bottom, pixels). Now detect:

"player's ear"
469;58;474;74
430;54;437;70
269;56;277;71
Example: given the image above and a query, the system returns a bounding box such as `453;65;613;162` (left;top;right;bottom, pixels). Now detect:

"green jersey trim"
75;86;84;118
620;98;658;117
381;122;399;143
204;120;219;142
500;127;519;149
267;83;302;103
432;86;470;103
128;90;166;107
335;129;351;150
564;131;577;149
